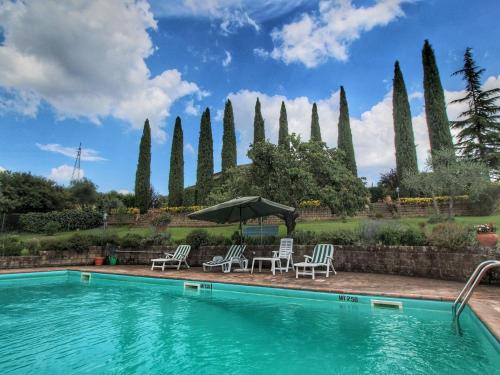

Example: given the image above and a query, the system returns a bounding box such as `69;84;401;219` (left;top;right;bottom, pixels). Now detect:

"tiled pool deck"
2;266;499;341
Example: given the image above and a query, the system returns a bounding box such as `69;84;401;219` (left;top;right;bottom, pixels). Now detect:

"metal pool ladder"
452;260;500;320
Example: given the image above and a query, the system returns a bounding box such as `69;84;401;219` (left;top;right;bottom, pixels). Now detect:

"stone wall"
116;244;499;282
2;243;497;282
116;201;474;228
0;247;103;269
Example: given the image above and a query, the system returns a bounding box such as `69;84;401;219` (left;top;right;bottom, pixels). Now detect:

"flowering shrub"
110;207;140;215
160;206;205;214
475;223;496;233
298;200;322;208
399;195;469;205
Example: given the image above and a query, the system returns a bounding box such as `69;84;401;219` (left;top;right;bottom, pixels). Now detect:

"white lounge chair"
203;244;247;273
151;245;191;271
294;244;336;280
272;238;294;272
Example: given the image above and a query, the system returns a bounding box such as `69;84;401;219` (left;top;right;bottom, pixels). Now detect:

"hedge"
19;209;103;233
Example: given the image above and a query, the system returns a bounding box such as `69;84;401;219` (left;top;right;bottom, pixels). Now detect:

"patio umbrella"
188;196;295;241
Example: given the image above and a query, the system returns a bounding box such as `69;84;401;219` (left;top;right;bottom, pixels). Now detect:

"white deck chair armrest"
304;255;312;263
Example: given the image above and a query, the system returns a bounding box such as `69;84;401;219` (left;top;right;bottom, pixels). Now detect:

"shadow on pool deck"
2;265;499;341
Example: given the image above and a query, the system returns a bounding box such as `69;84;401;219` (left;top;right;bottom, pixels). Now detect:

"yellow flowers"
160;206;205;214
299;200;322;208
399;196;469;205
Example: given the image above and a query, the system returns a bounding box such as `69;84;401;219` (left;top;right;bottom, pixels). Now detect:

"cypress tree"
451;47;499;174
310;102;322;142
337;86;358;176
168;116;184;206
134;119;151;213
278;101;289;148
422;40;454;161
196;108;214;204
253;98;265;144
221;99;237;173
393;61;419;184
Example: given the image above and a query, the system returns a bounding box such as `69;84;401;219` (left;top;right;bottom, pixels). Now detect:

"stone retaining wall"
116;244;499;282
0;247;103;269
2;244;497;282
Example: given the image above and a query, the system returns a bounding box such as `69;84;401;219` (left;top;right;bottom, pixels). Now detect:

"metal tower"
71;142;82;182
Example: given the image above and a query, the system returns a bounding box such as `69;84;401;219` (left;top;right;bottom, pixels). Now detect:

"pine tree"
134;119;151;213
253;98;265;144
278;101;289;148
196;108;214;204
221;99;237;173
451;47;500;175
310;102;322;142
337;86;358;176
393;61;419;184
422;40;454;161
168;116;184;206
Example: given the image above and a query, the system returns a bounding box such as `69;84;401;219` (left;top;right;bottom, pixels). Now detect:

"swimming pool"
0;271;498;374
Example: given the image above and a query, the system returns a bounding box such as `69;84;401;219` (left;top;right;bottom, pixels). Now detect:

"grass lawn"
4;214;499;242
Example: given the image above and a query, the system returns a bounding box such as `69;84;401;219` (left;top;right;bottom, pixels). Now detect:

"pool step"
81;272;92;283
371;299;403;309
183;281;213;294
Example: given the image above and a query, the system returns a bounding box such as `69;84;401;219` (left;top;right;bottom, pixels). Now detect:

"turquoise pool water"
0;271;498;374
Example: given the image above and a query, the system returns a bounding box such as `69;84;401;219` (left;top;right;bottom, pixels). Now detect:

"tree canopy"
253;97;266;144
169;116;184;206
451;47;499;178
221;99;237;173
196;108;214;204
134;119;151;213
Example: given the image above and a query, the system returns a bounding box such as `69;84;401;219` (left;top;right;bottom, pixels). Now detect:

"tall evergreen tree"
310;102;322;142
168;116;184;206
422;40;454;161
253;97;265;144
451;47;500;175
337;86;358;176
221;99;237;173
134;119;151;213
393;61;419;184
278;101;289;148
196;108;214;204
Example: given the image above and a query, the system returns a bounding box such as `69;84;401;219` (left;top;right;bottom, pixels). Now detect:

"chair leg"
295;265;299;279
312;267;315;280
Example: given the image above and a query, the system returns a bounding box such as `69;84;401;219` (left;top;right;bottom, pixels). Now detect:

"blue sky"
0;0;499;194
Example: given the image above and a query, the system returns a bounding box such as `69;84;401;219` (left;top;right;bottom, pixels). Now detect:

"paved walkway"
2;266;499;341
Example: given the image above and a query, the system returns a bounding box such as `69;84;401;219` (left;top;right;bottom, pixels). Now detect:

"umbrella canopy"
188;196;295;224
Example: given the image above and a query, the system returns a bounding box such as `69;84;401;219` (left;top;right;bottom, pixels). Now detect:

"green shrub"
186;229;209;249
119;233;144;249
0;236;23;256
318;229;360;245
359;220;426;246
244;236;279;245
43;221;61;235
151;212;172;228
20;248;30;256
427;223;477;249
469;184;500;216
19;209;103;233
142;232;172;247
292;230;317;245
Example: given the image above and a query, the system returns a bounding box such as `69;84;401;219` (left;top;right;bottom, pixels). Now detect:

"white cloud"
267;0;409;67
222;50;232;67
117;189;133;195
151;0;307;34
0;166;6;172
36;143;106;161
184;100;200;116
184;143;195;155
253;48;270;59
48;164;84;183
0;0;202;142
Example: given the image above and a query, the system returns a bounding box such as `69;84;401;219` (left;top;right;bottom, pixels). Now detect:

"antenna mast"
71;142;82;183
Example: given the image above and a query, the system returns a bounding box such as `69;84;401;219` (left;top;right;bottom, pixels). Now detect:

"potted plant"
94;255;105;266
106;244;118;266
476;223;498;247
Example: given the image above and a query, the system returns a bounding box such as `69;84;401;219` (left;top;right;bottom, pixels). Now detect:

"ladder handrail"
453;260;500;320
